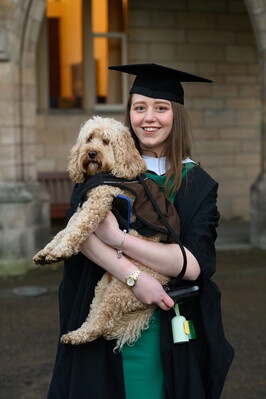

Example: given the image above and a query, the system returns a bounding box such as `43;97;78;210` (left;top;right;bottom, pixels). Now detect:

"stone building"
0;0;265;275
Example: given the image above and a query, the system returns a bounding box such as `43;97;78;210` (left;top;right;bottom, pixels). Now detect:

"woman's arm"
93;167;219;284
94;211;201;281
79;233;175;310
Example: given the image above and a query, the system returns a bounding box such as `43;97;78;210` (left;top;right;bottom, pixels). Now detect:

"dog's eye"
86;137;92;143
103;138;110;145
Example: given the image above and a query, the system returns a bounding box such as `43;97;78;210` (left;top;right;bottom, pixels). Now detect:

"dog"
33;116;179;350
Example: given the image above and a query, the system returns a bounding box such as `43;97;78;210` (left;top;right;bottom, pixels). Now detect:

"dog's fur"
33;116;170;350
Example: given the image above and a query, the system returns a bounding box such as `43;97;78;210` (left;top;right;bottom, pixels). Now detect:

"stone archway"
244;0;266;247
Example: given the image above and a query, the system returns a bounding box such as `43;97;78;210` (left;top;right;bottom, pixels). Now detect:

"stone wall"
36;0;261;222
126;0;260;220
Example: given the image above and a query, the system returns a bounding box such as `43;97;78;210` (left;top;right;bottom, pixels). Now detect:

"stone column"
0;57;51;275
250;102;266;248
247;0;266;248
0;1;50;275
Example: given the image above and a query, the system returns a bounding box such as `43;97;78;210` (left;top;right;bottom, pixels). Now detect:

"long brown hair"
125;95;192;196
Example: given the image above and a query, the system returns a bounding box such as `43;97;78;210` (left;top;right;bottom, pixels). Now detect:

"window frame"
36;0;128;114
92;32;128;112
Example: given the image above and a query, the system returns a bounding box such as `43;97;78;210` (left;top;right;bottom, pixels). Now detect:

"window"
37;0;128;112
46;0;83;109
91;0;128;110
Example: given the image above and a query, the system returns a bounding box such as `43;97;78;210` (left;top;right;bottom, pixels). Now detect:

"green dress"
122;309;164;399
122;165;195;399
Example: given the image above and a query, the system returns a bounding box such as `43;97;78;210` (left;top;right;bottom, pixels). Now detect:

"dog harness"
78;172;180;242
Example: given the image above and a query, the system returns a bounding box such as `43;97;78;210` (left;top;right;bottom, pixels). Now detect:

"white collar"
142;156;167;175
142;155;195;176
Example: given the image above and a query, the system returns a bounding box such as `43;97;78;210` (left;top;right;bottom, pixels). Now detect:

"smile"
143;127;159;132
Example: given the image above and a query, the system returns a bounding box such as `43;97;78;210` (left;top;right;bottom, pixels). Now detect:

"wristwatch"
125;269;141;287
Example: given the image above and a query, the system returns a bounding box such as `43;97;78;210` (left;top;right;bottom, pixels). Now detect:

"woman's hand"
80;232;174;311
133;271;174;310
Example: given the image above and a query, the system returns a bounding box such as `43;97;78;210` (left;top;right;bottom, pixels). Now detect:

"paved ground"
0;221;265;398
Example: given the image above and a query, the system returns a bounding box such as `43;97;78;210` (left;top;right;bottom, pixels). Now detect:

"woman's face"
129;94;173;157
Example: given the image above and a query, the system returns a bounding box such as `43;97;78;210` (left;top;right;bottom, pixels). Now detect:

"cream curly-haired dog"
33;116;179;350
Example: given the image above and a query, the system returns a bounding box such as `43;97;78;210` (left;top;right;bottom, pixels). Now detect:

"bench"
37;172;74;219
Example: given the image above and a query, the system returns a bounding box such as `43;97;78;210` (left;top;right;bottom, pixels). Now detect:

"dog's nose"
88;150;97;159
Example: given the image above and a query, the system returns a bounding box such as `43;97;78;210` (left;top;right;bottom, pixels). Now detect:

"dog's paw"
60;331;87;345
46;245;78;263
44;248;72;263
60;327;99;345
44;254;67;263
60;333;75;345
32;251;50;265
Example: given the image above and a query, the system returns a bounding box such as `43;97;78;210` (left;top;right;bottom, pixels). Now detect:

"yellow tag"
184;320;190;335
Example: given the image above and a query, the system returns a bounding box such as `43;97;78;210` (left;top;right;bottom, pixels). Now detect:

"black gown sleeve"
174;165;220;284
66;183;83;220
161;166;234;399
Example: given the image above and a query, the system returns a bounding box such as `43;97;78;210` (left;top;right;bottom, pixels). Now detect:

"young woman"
47;64;234;399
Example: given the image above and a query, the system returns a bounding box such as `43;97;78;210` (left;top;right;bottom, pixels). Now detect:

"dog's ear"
67;144;84;182
111;127;147;179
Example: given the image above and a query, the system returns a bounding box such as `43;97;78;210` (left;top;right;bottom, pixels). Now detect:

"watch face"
126;277;135;287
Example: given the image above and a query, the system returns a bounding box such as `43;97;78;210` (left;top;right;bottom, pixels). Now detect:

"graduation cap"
108;63;212;104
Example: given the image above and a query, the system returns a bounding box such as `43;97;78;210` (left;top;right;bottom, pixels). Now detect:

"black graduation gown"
47;166;234;399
